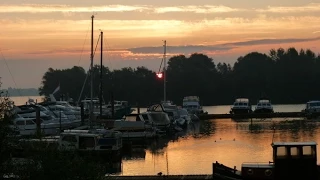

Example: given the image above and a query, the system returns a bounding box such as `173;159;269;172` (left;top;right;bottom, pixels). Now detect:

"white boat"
58;129;122;152
149;102;192;128
12;104;79;131
47;94;81;112
304;100;320;113
161;101;192;127
11;116;62;136
303;100;320;119
230;98;252;114
140;107;171;131
254;98;274;113
112;119;157;139
182;96;207;115
45;104;81;127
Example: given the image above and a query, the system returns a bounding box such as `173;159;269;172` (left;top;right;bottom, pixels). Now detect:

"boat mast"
89;15;94;128
99;31;103;118
163;40;167;102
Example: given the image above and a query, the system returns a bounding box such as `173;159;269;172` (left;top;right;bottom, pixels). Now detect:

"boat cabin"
59;129;122;151
241;141;317;180
254;99;274;113
182;96;200;108
305;100;320;113
233;98;250;107
256;101;272;108
272;141;317;180
182;96;207;115
230;98;252;114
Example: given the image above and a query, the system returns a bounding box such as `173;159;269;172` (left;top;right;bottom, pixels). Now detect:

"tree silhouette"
39;47;320;106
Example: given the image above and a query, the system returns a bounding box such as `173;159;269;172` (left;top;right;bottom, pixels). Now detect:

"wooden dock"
106;175;212;180
93;111;319;121
198;112;309;120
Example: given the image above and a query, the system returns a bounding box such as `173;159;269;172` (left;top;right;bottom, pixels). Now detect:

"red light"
156;73;163;79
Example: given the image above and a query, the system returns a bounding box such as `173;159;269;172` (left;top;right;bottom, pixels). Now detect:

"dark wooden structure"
213;141;319;180
105;175;212;180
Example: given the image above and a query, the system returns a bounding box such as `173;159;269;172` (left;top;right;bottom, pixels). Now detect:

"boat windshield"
307;102;320;108
257;103;271;107
234;102;248;106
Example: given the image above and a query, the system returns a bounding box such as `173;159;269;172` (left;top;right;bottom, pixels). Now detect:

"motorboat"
303;100;320;119
11;115;62;136
58;129;122;155
148;102;191;128
254;98;274;113
182;96;207;115
112;119;157;140
230;98;252;114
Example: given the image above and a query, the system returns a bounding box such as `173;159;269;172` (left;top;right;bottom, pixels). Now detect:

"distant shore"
1;88;39;96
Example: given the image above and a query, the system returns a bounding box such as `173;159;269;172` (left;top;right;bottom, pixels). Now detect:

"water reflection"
146;121;204;154
119;116;320;176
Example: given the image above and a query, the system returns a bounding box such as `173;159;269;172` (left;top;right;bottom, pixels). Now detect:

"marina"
7;96;320;178
3;22;319;178
0;1;320;178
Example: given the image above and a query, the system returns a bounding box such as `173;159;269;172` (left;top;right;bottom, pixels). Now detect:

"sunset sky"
1;0;320;88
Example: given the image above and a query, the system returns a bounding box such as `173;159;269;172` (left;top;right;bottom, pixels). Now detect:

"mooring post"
137;103;140;114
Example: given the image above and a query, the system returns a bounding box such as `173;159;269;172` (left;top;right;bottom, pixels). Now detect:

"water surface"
9;96;314;176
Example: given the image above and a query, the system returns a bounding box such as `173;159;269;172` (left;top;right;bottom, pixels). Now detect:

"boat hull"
254;108;274;113
230;108;252;114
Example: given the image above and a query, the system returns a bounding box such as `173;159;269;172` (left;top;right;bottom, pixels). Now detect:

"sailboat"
146;41;191;129
76;16;133;121
56;16;123;155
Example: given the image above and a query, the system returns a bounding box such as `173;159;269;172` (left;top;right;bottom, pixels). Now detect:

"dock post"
36;106;41;138
80;103;84;125
137;103;140;114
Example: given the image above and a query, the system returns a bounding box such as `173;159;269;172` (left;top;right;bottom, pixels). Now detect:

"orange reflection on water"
122;115;320;175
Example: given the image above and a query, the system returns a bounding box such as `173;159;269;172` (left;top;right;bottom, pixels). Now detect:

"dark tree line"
39;47;320;106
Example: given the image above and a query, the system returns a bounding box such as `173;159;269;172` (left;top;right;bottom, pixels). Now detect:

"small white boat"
304;100;320;113
139;110;171;130
254;98;274;113
112;119;157;139
303;100;320;119
182;96;207;115
58;129;122;153
230;98;252;114
160;101;192;127
11;116;62;136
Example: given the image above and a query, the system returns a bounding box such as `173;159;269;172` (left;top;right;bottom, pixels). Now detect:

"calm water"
10;96;318;176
